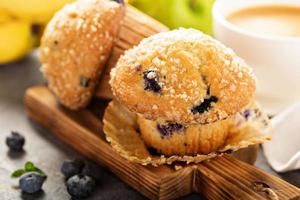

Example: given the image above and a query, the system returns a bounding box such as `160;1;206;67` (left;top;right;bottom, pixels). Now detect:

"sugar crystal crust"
110;28;256;124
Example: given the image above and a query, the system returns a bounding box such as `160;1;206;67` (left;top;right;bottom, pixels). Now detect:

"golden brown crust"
40;0;124;110
137;115;231;156
110;28;256;124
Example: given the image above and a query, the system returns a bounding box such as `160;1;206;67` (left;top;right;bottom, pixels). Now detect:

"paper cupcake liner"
137;115;231;156
103;100;271;166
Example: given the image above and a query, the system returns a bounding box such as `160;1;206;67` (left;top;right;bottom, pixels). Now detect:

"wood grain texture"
195;156;300;200
25;86;300;200
95;5;169;99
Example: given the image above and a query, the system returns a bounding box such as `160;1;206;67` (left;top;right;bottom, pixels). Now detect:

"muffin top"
110;28;256;124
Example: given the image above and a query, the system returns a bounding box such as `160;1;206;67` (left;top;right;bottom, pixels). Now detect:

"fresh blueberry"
66;175;96;199
81;163;103;183
61;159;84;179
19;172;45;194
143;70;161;93
191;96;218;114
157;123;184;138
6;131;25;151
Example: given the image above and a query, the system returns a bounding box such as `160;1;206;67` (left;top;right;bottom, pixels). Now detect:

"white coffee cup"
213;0;300;114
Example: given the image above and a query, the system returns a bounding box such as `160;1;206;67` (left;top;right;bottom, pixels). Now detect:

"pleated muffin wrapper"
103;100;272;166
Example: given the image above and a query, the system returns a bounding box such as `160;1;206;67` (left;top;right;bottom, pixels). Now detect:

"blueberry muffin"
110;28;256;124
40;0;124;110
137;115;232;156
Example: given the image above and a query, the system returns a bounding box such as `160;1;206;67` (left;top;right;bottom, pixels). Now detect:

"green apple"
131;0;173;27
169;0;214;34
131;0;214;35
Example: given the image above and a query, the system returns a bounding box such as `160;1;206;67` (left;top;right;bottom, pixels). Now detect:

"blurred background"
0;0;214;65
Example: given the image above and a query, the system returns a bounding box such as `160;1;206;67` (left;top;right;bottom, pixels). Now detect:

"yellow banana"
0;0;74;64
0;0;74;24
0;11;33;64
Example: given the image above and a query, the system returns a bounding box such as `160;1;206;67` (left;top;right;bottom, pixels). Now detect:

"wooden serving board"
25;86;300;200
